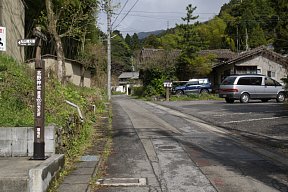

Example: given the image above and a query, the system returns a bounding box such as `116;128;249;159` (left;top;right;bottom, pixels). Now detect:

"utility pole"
106;0;112;101
236;25;239;53
245;28;249;51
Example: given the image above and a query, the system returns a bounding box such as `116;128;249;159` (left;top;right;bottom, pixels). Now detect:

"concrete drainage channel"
96;178;147;187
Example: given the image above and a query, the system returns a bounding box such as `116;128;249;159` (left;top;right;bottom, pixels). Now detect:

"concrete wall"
236;56;287;83
213;55;287;86
0;0;25;62
0;125;55;157
28;57;92;87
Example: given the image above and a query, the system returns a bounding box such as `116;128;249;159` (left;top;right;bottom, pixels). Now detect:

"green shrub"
0;55;34;126
132;86;145;97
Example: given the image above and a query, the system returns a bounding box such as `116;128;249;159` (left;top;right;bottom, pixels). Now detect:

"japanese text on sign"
36;70;42;117
0;27;6;51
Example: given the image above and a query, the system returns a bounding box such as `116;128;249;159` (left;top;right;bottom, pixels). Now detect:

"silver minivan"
219;75;286;103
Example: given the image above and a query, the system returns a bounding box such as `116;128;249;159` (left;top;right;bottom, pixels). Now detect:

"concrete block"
0;140;11;156
0;128;11;140
28;126;55;156
11;127;28;156
29;154;64;192
27;128;34;157
0;125;56;157
0;128;12;156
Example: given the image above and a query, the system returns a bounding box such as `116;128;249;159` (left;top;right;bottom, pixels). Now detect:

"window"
222;77;236;85
237;77;251;85
265;77;275;86
257;69;261;74
267;71;272;77
237;77;262;85
187;81;199;86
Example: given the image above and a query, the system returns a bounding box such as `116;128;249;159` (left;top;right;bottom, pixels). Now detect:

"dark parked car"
173;78;212;95
219;74;286;103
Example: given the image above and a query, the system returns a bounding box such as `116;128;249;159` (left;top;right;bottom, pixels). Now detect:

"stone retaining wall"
0;125;55;157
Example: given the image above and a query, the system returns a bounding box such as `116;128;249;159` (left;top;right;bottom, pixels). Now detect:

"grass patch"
0;54;109;191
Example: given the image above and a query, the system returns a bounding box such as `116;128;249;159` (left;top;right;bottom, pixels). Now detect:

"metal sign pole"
32;27;46;160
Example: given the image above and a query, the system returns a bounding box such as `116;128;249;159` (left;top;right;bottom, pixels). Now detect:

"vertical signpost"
163;80;172;101
32;27;47;160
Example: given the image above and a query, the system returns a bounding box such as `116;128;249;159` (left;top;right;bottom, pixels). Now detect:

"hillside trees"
271;0;288;54
44;0;99;83
219;0;276;51
111;31;132;76
24;0;100;84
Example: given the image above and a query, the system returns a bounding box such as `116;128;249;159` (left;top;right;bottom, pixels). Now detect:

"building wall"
0;0;24;62
236;56;286;83
213;55;287;86
28;58;92;87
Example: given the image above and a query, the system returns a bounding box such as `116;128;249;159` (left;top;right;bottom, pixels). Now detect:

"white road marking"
224;116;288;124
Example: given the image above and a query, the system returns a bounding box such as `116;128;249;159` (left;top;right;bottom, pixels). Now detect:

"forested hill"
140;0;287;55
219;0;288;54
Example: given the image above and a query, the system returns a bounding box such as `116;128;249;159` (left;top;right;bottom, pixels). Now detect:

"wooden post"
32;27;46;160
166;87;170;101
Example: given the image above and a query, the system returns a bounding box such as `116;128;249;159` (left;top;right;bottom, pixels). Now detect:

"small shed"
116;71;140;94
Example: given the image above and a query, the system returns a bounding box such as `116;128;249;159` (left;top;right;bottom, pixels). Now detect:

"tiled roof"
140;48;236;61
118;72;139;79
140;48;181;61
198;49;237;60
213;46;288;68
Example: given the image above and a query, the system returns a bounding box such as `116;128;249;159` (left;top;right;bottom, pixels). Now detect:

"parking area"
158;100;288;140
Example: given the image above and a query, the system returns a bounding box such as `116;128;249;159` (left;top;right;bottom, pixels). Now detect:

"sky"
98;0;230;36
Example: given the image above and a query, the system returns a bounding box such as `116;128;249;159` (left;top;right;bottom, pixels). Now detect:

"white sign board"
18;39;36;46
0;27;6;51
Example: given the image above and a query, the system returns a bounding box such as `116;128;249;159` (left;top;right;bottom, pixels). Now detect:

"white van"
219;74;286;103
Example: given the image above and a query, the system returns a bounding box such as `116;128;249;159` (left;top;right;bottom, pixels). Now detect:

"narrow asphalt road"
95;95;288;192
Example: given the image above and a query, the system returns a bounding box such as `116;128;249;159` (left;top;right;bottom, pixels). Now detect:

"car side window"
237;77;250;85
265;78;275;86
274;80;282;86
187;81;199;86
237;77;262;85
251;77;262;85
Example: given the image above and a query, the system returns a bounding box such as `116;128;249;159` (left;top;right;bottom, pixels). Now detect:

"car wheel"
225;98;235;103
176;90;184;96
276;92;285;103
200;89;209;94
240;93;250;103
261;99;269;102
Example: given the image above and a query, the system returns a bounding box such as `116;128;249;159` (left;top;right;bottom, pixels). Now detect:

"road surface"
96;96;288;192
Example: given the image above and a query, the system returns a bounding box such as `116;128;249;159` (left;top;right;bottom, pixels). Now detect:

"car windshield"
222;76;237;85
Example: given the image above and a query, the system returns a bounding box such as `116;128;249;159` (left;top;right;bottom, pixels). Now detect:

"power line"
113;0;140;30
111;0;129;26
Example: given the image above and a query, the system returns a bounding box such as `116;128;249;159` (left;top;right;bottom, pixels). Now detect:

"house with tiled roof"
138;48;181;69
211;46;288;87
198;49;237;62
115;71;141;94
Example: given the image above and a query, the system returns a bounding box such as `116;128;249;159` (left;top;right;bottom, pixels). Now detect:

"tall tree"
176;4;207;80
131;33;141;50
271;0;288;54
111;33;132;75
125;34;132;48
44;0;98;83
